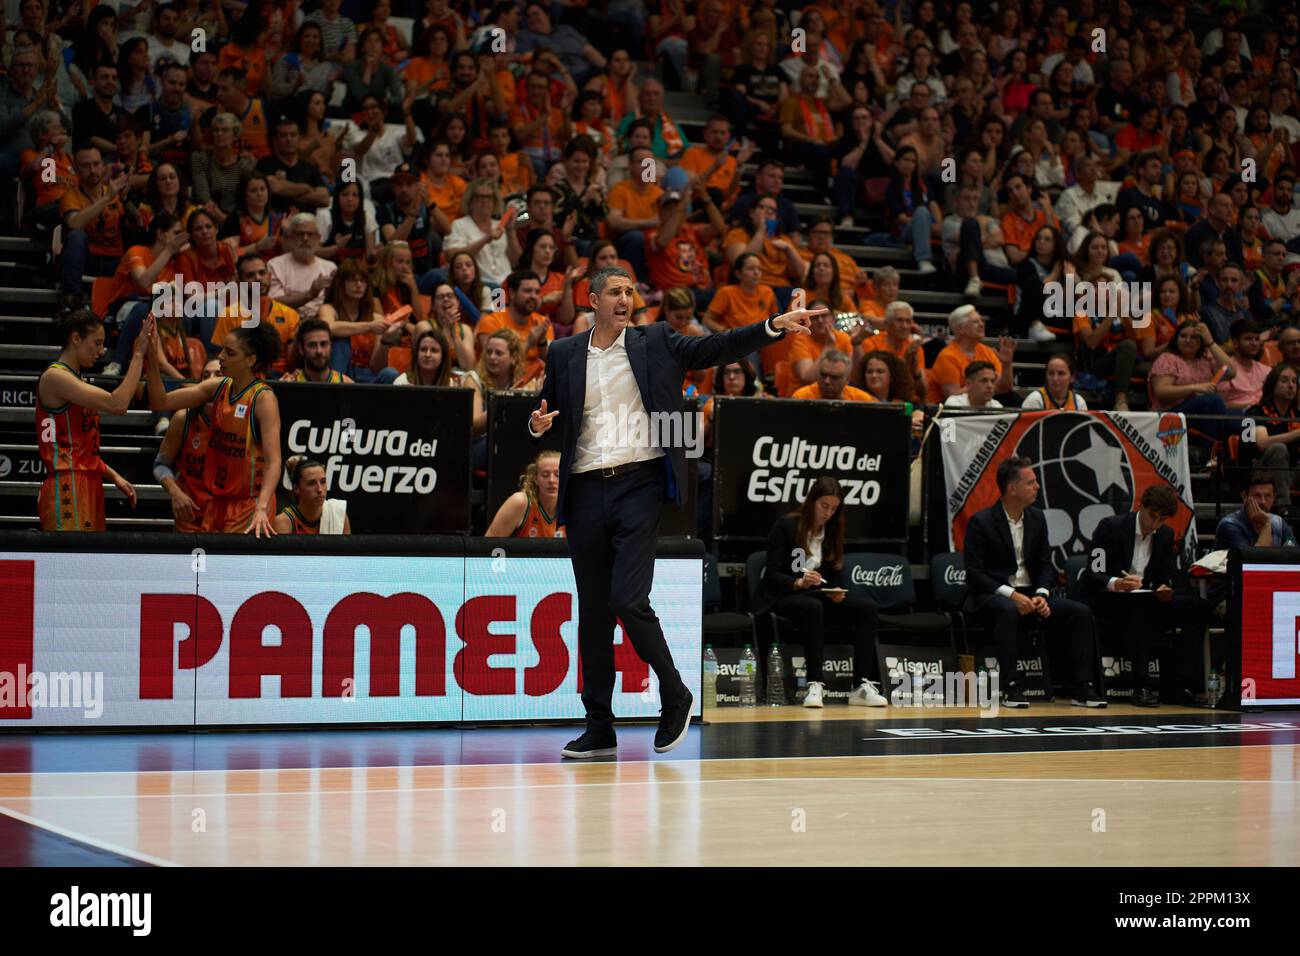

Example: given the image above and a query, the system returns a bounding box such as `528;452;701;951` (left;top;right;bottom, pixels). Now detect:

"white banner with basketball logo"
940;410;1197;572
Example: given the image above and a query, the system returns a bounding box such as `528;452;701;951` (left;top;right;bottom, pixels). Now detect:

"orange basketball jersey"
515;498;564;538
204;378;268;502
278;504;319;534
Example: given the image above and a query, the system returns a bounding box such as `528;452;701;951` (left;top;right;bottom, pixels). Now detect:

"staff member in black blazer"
963;456;1107;708
1083;486;1210;707
529;265;819;758
764;475;886;709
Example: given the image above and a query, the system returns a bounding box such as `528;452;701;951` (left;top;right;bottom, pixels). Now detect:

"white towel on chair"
320;498;348;535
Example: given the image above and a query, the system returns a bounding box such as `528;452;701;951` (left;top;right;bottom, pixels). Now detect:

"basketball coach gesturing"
529;266;818;758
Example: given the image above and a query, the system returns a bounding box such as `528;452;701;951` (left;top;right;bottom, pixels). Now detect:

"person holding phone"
763;475;884;709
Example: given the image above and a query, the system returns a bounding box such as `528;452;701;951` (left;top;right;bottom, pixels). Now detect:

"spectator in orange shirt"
419;139;467;236
680;114;754;208
476;269;552;365
722;195;805;309
801;252;857;315
927;305;1016;403
646;182;725;307
512;67;573;179
790;306;854;389
800;216;870;300
1000;172;1062;267
858;300;926;394
703;252;777;332
858;350;926;416
363;0;411;67
606;144;663;280
487;121;534;197
516;229;571;322
21;109;76;233
102;213;188;374
217;9;271;97
779;60;850;190
792;350;874;401
60;146;130;293
858;266;903;327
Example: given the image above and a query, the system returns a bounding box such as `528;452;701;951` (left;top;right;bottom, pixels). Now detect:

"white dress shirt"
995;507;1049;599
572;327;665;474
1106;519;1156;591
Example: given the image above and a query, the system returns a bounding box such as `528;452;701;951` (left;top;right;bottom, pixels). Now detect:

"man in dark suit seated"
1083;485;1210;707
963;456;1107;708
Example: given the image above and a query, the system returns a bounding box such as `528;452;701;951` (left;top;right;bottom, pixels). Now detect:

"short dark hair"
1245;471;1277;494
1230;317;1262;339
964;360;995;380
236;252;267;276
505;269;541;294
1140;485;1179;518
996;456;1034;494
296;317;331;344
218;66;247;85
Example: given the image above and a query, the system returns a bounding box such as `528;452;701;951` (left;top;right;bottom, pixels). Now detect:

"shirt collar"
1002;506;1023;526
588;327;627;354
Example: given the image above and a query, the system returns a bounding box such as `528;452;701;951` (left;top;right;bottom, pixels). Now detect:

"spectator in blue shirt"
1215;472;1298;548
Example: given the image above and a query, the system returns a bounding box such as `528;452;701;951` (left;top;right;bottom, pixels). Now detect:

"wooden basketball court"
2;704;1298;867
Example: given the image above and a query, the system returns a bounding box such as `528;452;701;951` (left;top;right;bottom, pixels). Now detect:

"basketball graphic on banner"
1015;414;1135;566
941;411;1197;574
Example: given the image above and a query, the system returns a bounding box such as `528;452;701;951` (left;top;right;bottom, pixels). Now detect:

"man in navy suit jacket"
1083;486;1209;706
963;456;1106;708
529;265;819;758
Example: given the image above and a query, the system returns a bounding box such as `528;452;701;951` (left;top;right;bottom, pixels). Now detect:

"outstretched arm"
668;307;822;371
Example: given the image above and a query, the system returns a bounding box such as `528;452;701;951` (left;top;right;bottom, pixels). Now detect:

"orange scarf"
799;96;834;143
657;111;685;156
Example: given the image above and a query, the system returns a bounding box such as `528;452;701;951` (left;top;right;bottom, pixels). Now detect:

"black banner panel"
271;382;472;534
712;397;912;543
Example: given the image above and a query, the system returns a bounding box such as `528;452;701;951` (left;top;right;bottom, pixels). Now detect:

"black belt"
570;459;659;481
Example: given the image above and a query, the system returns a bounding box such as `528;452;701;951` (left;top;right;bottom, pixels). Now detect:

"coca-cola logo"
851;565;904;587
943;566;965;585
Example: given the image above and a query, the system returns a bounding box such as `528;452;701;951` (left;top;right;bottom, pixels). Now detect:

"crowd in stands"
5;0;1300;517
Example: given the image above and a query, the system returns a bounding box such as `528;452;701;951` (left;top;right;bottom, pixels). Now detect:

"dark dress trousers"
533;318;782;732
1084;511;1208;698
962;503;1097;690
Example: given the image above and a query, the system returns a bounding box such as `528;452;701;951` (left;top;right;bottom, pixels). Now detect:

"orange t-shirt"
59;185;125;257
789;329;853;367
680;145;736;191
401;57;452;93
722;227;794;287
927;341;1002;403
511;102;567;152
498;151;534;196
861;331;927;379
798;246;861;289
705;283;776;331
176;242;237;286
792;383;875;402
1000;204;1061;253
210;300;300;373
607;179;663;222
22;147;76;208
534;269;566;317
646;223;710;290
477;309;552;363
421;173;467;222
103;244;176;308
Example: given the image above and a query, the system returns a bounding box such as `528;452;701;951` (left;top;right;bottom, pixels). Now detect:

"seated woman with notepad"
763;476;884;710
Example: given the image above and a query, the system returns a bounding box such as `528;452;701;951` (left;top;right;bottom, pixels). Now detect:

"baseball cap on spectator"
658;191;683;206
391;162;419;183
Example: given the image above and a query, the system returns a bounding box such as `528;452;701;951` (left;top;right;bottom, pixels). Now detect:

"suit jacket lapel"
994;507;1015;567
568;330;592;436
1124;512;1139;571
626;327;653;414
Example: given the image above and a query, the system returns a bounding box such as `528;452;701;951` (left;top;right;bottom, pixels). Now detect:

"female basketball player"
146;323;283;537
35;309;155;531
484;449;564;538
273;455;351;534
154;358;223;532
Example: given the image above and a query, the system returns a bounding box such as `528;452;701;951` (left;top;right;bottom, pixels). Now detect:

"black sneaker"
654;689;694;753
560;730;618;759
1000;682;1029;708
1072;684;1108;708
1132;687;1160;707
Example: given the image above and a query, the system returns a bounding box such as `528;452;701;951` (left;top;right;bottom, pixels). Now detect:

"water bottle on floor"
1207;669;1223;708
702;646;718;710
739;645;758;708
765;642;786;706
